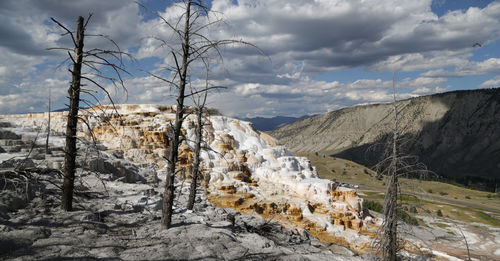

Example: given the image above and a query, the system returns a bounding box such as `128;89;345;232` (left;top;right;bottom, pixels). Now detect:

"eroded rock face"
3;104;379;253
270;89;500;185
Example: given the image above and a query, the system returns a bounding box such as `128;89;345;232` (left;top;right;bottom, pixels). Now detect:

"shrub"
410;206;418;213
439;192;448;196
363;200;383;213
437;209;443;217
397;209;419;226
465;196;471;199
427;189;433;194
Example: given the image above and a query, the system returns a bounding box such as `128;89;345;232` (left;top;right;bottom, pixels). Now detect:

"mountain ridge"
270;88;500;190
241;115;310;131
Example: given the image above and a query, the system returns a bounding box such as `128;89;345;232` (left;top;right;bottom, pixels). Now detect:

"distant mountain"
242;115;310;131
270;88;500;191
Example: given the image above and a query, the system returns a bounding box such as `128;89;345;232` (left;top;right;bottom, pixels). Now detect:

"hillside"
241;115;309;131
270;88;500;189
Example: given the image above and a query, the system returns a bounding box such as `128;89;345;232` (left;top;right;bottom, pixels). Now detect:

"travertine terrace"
3;104;379;253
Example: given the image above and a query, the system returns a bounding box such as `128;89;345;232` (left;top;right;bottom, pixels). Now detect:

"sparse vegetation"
475;211;500;227
432;222;450;229
396;209;419;226
363;200;383;213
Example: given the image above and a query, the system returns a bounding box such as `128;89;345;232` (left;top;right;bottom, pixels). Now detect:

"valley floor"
302;152;500;261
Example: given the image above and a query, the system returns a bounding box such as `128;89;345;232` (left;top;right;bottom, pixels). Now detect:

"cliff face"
270;89;500;183
2;104;379;253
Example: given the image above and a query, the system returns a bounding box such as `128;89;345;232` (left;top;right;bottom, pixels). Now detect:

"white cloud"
479;76;500;88
1;0;500;117
422;58;500;77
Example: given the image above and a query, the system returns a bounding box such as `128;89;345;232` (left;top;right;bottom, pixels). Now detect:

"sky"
1;0;500;118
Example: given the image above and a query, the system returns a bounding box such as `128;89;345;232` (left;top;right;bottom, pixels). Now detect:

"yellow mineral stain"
206;191;376;255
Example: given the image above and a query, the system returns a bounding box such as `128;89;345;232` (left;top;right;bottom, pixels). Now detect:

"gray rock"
0;158;35;169
80;157;145;183
138;168;159;184
0;130;20;140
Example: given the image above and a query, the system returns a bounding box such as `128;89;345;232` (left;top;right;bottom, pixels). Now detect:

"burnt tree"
187;67;213;210
138;0;261;228
373;73;429;260
49;15;131;211
61;16;85;211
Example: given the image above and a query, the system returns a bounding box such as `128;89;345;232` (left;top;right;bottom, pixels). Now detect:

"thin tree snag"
187;106;203;210
45;87;51;154
162;0;192;229
61;16;85;211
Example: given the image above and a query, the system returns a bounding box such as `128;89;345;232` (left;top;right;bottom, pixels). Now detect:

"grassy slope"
298;153;500;227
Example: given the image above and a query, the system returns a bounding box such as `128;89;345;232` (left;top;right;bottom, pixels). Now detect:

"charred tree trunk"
381;72;399;261
162;0;192;228
187;107;203;210
383;168;398;261
61;16;84;211
45;87;51;154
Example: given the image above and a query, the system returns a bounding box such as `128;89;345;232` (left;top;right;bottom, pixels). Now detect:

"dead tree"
186;95;205;210
138;0;261;228
187;64;215;210
382;73;400;261
373;73;429;260
49;15;131;211
45;86;51;154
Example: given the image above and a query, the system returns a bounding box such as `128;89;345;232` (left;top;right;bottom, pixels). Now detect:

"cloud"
209;0;500;74
209;74;447;117
1;0;500;117
479;76;500;88
422;58;500;77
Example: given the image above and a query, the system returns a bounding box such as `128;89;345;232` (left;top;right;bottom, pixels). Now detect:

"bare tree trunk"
382;72;399;261
162;0;192;228
45;87;51;154
187;106;203;210
61;16;84;211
